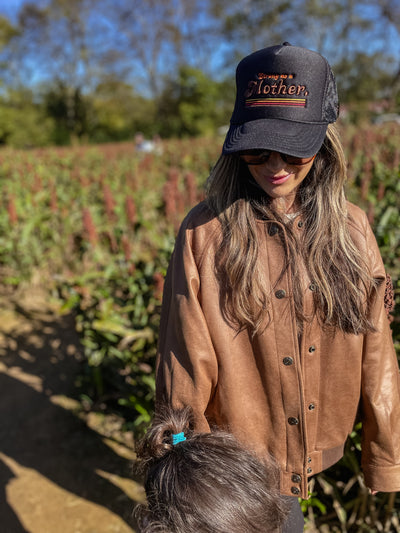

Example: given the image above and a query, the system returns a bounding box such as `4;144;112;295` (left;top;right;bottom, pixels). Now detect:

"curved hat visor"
222;119;328;158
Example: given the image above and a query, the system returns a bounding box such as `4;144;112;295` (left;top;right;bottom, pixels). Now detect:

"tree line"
0;0;399;147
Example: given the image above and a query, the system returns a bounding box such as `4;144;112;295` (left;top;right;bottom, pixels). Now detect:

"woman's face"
242;151;315;213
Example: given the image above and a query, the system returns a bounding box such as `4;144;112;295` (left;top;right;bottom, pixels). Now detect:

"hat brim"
222;119;328;158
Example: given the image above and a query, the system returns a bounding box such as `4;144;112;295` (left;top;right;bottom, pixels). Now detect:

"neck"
270;194;298;214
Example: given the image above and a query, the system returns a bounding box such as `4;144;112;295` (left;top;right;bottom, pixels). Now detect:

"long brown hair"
206;124;375;336
135;406;289;533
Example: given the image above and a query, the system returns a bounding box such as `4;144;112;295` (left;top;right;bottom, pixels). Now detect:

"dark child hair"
134;406;290;533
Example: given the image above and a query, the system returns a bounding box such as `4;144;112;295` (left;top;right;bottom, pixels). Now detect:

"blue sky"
1;0;399;87
0;0;28;20
2;0;399;55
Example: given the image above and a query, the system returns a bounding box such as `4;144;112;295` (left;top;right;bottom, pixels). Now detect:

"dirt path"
0;286;144;533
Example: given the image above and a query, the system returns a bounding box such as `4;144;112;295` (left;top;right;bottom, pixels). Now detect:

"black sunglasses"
239;149;316;166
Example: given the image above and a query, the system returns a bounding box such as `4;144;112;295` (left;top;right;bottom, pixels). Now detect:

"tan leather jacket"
156;201;400;498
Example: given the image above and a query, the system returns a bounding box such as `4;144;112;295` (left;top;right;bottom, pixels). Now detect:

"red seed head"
8;195;18;224
125;196;137;227
103;184;116;222
82;207;98;246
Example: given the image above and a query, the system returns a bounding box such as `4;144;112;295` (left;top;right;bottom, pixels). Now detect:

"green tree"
334;51;394;103
43;82;91;144
0;15;19;50
1;0;400;146
211;0;293;56
210;0;399;108
108;0;221;98
0;15;20;86
91;80;157;142
373;0;400;106
10;0;108;143
157;66;231;138
0;89;54;147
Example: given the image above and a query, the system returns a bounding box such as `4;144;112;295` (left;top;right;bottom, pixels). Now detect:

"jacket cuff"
362;463;400;492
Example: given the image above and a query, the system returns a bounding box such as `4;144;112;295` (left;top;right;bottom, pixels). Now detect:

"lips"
265;173;292;185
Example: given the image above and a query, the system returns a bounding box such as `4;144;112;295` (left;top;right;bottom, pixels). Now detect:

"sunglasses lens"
278;153;316;165
285;155;310;165
240;151;315;166
240;150;271;165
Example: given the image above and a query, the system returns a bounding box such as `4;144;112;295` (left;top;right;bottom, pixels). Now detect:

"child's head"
135;406;289;533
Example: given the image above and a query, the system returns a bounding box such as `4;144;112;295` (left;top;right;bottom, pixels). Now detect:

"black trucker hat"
222;42;339;157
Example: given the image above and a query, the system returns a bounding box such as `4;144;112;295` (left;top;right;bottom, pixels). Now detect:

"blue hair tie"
172;432;186;445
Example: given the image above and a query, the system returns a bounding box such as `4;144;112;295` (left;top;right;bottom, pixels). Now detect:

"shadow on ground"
0;288;144;533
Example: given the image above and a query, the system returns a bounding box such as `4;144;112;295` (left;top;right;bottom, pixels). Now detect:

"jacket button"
288;417;299;425
275;289;286;299
309;282;317;291
307;467;313;474
291;487;300;495
268;224;279;236
308;403;315;411
308;345;316;353
283;356;294;366
297;220;304;228
291;474;302;483
307;457;312;464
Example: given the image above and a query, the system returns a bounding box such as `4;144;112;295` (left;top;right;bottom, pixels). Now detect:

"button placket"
265;229;304;490
300;318;321;456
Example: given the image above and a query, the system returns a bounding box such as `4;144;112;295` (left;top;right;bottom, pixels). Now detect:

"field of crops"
0;123;399;531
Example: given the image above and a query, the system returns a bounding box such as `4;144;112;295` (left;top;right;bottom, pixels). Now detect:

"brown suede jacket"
156;201;400;498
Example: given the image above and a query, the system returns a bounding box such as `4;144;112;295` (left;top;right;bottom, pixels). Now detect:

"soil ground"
0;285;144;533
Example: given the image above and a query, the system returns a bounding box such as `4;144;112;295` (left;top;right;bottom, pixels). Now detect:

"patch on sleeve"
384;274;395;321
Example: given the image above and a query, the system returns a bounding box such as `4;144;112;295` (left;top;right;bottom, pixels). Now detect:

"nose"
267;151;285;170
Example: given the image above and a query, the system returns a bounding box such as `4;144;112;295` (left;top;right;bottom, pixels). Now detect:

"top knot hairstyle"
135;406;290;533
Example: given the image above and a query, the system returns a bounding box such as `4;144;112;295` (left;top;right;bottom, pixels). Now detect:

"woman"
155;43;400;519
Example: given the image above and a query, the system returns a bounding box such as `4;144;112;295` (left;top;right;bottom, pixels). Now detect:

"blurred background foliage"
0;0;400;531
0;0;399;147
0;126;399;532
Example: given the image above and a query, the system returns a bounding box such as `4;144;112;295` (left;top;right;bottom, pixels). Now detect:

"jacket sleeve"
155;220;218;432
360;217;400;492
